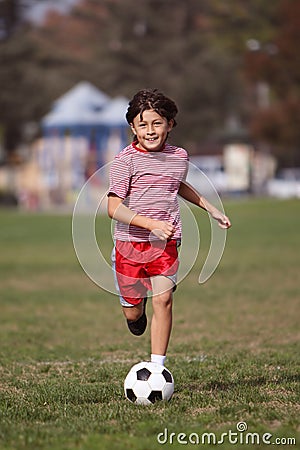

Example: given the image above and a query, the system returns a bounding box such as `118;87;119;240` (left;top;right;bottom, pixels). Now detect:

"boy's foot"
127;298;147;336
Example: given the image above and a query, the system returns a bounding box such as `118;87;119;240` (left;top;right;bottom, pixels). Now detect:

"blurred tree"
0;0;284;158
0;0;35;152
244;0;300;167
0;1;83;154
0;0;18;39
27;0;280;148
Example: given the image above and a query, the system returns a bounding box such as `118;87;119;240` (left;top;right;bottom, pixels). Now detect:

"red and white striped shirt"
108;141;189;242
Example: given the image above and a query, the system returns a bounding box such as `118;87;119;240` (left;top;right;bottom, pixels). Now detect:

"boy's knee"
152;292;172;309
122;305;143;322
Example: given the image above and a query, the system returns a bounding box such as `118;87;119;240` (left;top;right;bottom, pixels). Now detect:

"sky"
22;0;81;25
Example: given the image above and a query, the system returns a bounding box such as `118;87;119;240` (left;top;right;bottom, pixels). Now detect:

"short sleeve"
108;157;131;199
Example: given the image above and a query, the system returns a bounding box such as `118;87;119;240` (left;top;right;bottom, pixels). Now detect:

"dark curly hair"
126;89;178;127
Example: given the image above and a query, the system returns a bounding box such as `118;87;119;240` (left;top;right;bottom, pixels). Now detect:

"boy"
107;89;231;367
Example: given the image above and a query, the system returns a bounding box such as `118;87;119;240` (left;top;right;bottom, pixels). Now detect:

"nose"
146;125;155;135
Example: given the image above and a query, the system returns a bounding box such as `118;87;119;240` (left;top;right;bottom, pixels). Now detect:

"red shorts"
114;239;179;306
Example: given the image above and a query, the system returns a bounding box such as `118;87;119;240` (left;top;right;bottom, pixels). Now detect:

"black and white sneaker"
127;298;148;336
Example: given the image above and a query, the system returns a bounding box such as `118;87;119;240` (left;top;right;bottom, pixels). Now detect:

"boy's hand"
147;219;175;241
210;210;231;229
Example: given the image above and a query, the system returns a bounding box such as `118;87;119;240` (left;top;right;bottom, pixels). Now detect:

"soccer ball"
124;361;174;405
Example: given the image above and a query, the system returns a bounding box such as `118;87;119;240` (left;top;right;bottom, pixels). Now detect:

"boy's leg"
113;240;149;335
122;302;144;322
122;297;148;336
150;275;174;357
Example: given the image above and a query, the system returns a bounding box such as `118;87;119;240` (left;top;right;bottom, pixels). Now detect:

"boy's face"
130;109;173;152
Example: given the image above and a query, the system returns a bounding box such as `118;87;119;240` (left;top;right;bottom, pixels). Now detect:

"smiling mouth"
146;137;158;142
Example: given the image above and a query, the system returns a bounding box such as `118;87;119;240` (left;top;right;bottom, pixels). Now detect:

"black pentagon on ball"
148;390;163;403
136;368;151;381
126;388;137;402
162;369;173;383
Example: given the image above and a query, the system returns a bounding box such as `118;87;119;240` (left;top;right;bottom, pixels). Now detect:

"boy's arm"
107;194;175;240
178;181;231;229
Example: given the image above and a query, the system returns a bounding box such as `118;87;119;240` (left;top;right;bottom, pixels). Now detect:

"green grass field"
0;199;299;450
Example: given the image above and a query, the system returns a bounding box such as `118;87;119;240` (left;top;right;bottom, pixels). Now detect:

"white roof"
52;81;110;111
97;97;129;126
42;82;128;128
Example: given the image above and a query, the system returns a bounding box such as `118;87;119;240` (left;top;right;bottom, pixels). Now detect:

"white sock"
151;354;166;366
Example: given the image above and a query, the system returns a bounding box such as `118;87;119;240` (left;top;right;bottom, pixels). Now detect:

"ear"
130;123;136;135
167;119;174;132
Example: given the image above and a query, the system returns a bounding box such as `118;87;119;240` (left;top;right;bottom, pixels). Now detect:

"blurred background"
0;0;299;210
